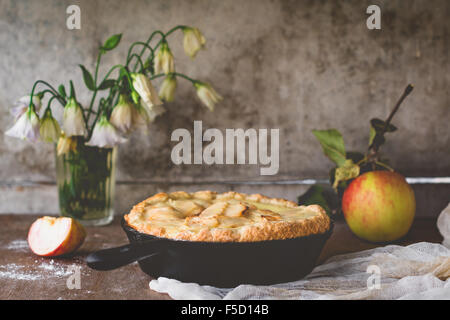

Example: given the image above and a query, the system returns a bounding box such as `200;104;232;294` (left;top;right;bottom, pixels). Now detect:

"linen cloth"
149;203;450;299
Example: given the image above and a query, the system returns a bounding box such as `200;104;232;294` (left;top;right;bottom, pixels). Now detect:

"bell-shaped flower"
194;82;222;111
40;109;61;143
141;99;165;122
182;27;206;58
159;75;177;102
11;95;41;121
154;42;175;75
110;94;133;134
56;132;77;156
5;107;40;142
86;115;127;148
131;73;162;107
131;103;150;132
63;98;87;137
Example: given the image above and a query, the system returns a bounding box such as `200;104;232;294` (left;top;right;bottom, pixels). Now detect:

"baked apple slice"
27;216;86;257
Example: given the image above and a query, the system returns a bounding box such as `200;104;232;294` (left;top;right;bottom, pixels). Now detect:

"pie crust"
124;191;331;242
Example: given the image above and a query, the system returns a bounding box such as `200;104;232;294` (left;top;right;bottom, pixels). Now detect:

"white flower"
40;110;61;143
56;132;77;156
131;103;150;131
11;95;41;121
154;42;175;75
159;75;177;102
141;99;166;122
131;73;162;108
5;107;40;142
63;98;87;137
195;82;222;111
110;94;133;134
86;115;127;148
183;27;206;58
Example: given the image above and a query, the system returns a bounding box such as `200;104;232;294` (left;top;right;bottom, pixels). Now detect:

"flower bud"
182;27;206;59
63;98;87;137
159;75;177;102
131;73;162;107
194;82;222;111
86;115;127;148
154;42;175;75
40;109;61;143
131;103;150;132
110;94;133;134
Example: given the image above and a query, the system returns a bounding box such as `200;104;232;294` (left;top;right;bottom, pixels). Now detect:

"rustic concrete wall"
0;0;449;214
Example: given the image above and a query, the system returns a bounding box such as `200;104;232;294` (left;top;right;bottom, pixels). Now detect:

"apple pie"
124;191;331;242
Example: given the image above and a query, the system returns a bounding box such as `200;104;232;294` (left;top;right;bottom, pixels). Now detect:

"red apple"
27;216;86;257
342;171;415;242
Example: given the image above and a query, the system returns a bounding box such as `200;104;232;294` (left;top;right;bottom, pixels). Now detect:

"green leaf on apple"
346;151;365;163
333;159;360;190
312;129;347;167
298;185;331;216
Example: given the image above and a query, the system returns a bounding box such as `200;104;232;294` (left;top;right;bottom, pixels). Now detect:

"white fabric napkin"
149;203;450;300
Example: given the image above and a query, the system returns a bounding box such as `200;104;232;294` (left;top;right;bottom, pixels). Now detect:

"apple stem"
375;161;394;171
364;84;414;169
382;84;414;133
369;84;414;156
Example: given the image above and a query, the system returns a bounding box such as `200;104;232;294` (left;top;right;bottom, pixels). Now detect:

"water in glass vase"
56;137;116;226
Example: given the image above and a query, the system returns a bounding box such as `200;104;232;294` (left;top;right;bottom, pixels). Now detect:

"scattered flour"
0;261;73;281
4;239;29;251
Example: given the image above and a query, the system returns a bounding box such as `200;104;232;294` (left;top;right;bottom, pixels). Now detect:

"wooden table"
0;215;443;300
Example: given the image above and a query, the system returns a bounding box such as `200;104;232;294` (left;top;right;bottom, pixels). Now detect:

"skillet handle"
86;240;164;271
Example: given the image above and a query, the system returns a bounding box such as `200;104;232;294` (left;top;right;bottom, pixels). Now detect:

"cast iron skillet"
86;217;333;288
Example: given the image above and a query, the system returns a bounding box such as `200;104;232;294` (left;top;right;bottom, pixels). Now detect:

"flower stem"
45;95;57;112
29;80;66;110
153;25;185;51
132;30;165;72
126;54;145;71
86;52;103;124
150;72;196;84
126;41;154;64
132;26;184;72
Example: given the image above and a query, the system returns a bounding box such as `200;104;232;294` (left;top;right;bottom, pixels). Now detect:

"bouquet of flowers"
5;25;222;225
6;25;221;147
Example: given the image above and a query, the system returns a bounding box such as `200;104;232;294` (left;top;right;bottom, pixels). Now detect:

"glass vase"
55;137;116;226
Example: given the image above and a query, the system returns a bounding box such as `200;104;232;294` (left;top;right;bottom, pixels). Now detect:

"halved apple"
27;216;86;257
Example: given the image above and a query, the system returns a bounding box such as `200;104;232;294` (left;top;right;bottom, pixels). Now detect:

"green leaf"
298;185;331;216
58;84;67;98
369;118;397;149
333;159;360;190
298;184;342;217
101;34;122;51
371;118;397;133
79;65;95;91
312;129;347;167
346;151;365;163
97;79;116;90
